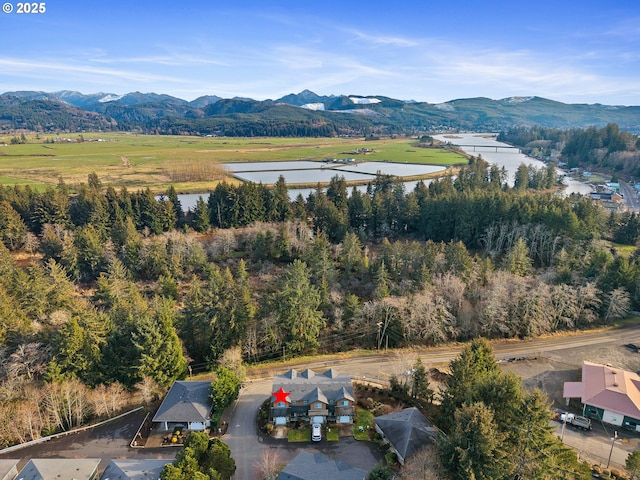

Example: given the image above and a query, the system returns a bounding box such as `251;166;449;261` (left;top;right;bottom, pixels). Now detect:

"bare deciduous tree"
253;448;282;480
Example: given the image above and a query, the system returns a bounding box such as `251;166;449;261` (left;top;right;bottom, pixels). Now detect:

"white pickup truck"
560;412;592;430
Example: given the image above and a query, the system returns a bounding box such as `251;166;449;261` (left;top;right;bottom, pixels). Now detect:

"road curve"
226;325;640;479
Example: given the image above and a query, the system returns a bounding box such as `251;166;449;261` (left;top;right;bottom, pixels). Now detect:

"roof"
563;361;640;419
374;407;437;461
152;381;212;423
277;451;367;480
100;459;173;480
16;458;101;480
0;459;19;480
272;368;354;404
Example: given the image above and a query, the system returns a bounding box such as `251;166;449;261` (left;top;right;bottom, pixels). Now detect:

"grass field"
0;133;465;193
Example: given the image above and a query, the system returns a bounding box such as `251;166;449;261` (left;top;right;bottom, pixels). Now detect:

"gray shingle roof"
100;459;173;480
277;451;367;480
374;407;436;462
16;458;101;480
0;460;18;480
152;381;212;423
272;368;353;404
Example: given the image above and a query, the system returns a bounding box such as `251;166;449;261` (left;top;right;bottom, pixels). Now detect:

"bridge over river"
456;144;521;153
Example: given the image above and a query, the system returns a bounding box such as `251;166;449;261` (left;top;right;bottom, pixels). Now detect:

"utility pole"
606;431;618;469
283;346;286;362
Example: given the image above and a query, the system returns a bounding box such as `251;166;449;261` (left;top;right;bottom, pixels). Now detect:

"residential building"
15;458;101;480
374;407;437;465
100;459;173;479
152;381;213;431
277;451;367;480
563;360;640;431
271;368;355;425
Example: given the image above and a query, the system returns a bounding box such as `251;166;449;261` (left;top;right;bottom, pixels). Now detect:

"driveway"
0;408;176;473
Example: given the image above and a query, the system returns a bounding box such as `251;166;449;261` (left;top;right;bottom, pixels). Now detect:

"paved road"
620;180;640;211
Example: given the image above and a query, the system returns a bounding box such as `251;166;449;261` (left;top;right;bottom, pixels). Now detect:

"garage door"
337;415;351;424
312;416;325;424
275;417;287;426
190;422;205;431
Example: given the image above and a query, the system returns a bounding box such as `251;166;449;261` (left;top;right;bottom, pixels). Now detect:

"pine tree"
273;260;325;354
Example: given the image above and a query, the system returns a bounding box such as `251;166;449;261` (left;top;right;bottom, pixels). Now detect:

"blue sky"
1;0;640;105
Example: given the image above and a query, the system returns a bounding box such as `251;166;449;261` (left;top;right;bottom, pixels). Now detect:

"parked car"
625;343;639;353
312;423;321;441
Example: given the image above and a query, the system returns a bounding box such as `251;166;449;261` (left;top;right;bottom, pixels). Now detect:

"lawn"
326;427;339;442
353;409;375;440
288;427;311;442
0;133;465;192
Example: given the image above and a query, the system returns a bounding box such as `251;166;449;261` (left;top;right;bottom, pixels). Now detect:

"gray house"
152;381;213;431
374;407;437;465
100;459;173;480
15;458;101;480
271;368;355;425
277;451;367;480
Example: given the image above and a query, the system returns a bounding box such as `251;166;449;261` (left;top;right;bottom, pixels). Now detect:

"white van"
312;423;321;441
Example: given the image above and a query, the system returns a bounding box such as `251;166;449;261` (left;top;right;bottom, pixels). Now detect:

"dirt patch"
500;340;640;409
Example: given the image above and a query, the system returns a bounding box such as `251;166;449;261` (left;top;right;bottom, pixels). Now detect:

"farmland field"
0;133;465;192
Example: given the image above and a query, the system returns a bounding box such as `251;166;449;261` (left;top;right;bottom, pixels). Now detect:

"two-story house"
271;368;355;426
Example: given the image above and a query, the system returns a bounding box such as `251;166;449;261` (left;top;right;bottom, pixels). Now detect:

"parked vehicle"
560;412;592;430
312;423;321;441
625;343;639;353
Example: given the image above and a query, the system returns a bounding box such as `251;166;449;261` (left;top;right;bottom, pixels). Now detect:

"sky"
1;0;640;105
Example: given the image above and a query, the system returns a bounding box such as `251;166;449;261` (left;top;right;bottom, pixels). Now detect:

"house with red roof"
270;368;355;426
563;361;640;431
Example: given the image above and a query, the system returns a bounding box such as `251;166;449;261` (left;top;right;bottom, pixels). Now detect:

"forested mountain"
2;90;640;136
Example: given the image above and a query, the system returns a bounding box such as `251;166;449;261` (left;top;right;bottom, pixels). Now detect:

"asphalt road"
620;180;640;211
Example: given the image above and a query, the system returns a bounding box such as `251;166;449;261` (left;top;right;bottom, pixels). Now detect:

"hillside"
1;90;640;135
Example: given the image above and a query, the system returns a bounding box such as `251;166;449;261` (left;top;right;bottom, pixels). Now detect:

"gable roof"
100;459;173;480
16;458;101;480
300;387;328;404
563;361;640;419
277;451;367;480
152;381;212;423
374;407;436;461
272;368;353;404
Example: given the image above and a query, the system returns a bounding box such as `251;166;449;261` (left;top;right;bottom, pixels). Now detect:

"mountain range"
2;89;640;136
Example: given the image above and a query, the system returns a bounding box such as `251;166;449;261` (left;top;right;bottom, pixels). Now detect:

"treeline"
0;159;638;446
498;123;640;176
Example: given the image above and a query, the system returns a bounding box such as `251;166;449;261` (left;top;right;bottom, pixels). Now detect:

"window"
329;399;334;405
303;400;308;405
276;401;285;407
314;402;323;409
341;400;349;406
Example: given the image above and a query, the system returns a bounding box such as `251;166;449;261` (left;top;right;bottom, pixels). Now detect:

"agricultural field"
0;133;465;192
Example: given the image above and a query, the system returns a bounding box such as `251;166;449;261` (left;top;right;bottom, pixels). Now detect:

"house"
277;451;367;480
100;459;173;480
564;361;640;431
0;460;19;480
374;407;437;465
15;458;101;480
271;368;355;425
152;381;213;431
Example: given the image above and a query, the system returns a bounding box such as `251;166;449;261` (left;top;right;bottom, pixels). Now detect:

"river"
169;133;592;210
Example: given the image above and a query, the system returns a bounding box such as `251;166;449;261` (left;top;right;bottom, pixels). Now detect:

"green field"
0;133;465;192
